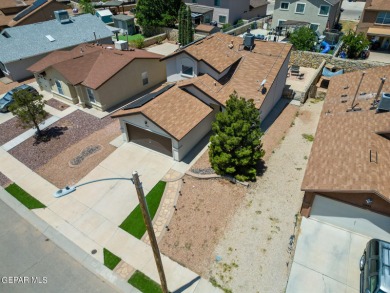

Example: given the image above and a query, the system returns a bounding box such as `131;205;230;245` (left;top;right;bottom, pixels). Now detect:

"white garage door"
311;195;390;242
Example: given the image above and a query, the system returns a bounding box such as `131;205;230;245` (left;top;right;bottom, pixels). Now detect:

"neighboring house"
195;23;220;35
185;0;268;25
271;0;343;33
28;43;166;111
357;0;390;50
112;33;292;161
0;11;113;81
0;0;69;31
301;65;390;218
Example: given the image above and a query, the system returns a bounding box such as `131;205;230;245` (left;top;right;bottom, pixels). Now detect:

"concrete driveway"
340;1;365;21
287;197;390;293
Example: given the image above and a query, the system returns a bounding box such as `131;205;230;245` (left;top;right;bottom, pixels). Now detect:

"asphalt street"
0;200;118;293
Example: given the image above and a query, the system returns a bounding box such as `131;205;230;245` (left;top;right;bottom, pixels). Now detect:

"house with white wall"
112;33;292;161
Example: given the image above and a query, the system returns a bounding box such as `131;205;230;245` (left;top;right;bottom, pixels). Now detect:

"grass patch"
5;183;45;209
302;133;314;142
103;248;121;270
119;181;166;239
118;34;144;42
128;270;162;293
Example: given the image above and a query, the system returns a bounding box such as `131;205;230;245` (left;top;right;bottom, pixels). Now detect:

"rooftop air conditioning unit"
115;40;129;51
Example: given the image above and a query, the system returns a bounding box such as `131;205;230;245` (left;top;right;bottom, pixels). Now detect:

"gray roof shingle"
0;13;113;63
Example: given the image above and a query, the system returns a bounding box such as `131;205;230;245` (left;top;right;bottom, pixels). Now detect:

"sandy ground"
208;99;324;293
160;176;246;276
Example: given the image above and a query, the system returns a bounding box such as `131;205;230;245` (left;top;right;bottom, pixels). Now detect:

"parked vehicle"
360;239;390;293
0;84;38;113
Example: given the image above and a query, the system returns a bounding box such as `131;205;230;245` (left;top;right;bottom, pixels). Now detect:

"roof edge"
301;188;390;203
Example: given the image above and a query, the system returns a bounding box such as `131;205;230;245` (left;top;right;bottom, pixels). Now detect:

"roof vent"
376;92;390;113
46;35;55;42
114;40;128;51
54;10;70;24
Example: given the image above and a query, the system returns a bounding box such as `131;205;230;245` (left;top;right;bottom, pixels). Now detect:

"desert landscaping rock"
0;117;30;146
69;145;103;167
45;98;70;111
9;110;116;171
0;172;11;188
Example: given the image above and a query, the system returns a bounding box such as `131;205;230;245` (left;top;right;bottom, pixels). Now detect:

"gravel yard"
9;110;117;171
36;122;120;188
0;172;11;188
0;117;28;145
45;98;70;111
209;100;324;293
160;176;246;276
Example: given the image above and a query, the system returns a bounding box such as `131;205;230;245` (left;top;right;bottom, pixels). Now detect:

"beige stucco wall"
44;67;78;103
94;58;166;111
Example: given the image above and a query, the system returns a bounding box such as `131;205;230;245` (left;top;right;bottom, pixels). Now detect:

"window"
278;19;286;26
319;5;330;16
86;88;96;103
142;72;148;85
376;12;390;25
214;0;220;7
280;2;289;10
310;23;319;32
295;3;305;14
219;15;227;23
55;80;63;95
182;65;194;76
192;0;197;3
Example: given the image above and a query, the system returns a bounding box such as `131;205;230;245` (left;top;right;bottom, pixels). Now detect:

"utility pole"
132;171;169;293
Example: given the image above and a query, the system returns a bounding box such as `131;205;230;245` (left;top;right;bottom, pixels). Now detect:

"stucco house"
28;43;166;111
184;0;268;25
271;0;343;33
357;0;390;51
301;65;390;218
0;11;113;81
112;33;292;161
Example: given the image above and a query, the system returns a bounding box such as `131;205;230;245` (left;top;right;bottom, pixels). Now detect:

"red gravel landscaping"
0;117;29;146
0;172;11;188
9;110;116;171
45;98;70;111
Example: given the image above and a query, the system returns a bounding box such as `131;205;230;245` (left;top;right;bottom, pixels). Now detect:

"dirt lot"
159;176;246;276
158;99;323;292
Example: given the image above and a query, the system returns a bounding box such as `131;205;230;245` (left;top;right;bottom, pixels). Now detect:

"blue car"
0;84;38;113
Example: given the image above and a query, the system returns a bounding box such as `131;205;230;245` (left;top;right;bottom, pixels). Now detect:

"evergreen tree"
289;26;316;51
178;4;185;45
9;89;48;138
209;92;264;181
186;6;193;44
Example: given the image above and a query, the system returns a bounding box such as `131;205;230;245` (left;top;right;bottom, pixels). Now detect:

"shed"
112;14;135;35
95;9;113;24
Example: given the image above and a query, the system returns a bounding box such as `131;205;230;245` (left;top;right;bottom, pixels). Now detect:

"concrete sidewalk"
0;144;221;292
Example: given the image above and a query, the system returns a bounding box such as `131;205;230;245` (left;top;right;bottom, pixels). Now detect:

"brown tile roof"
28;44;163;89
111;83;213;140
163;33;291;109
195;24;216;33
301;65;390;203
0;10;15;27
365;0;390;11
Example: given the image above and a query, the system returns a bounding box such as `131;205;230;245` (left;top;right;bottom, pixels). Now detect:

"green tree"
289;26;316;51
9;89;48;138
341;30;370;59
79;0;95;15
209;92;264;181
178;4;186;45
136;0;182;36
186;6;193;44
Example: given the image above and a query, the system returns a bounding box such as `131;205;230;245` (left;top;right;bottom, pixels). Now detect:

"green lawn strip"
103;248;121;270
119;181;166;239
128;270;163;293
5;183;46;209
118;34;144;42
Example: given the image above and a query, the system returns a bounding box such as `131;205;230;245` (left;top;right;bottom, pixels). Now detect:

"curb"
0;187;140;293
